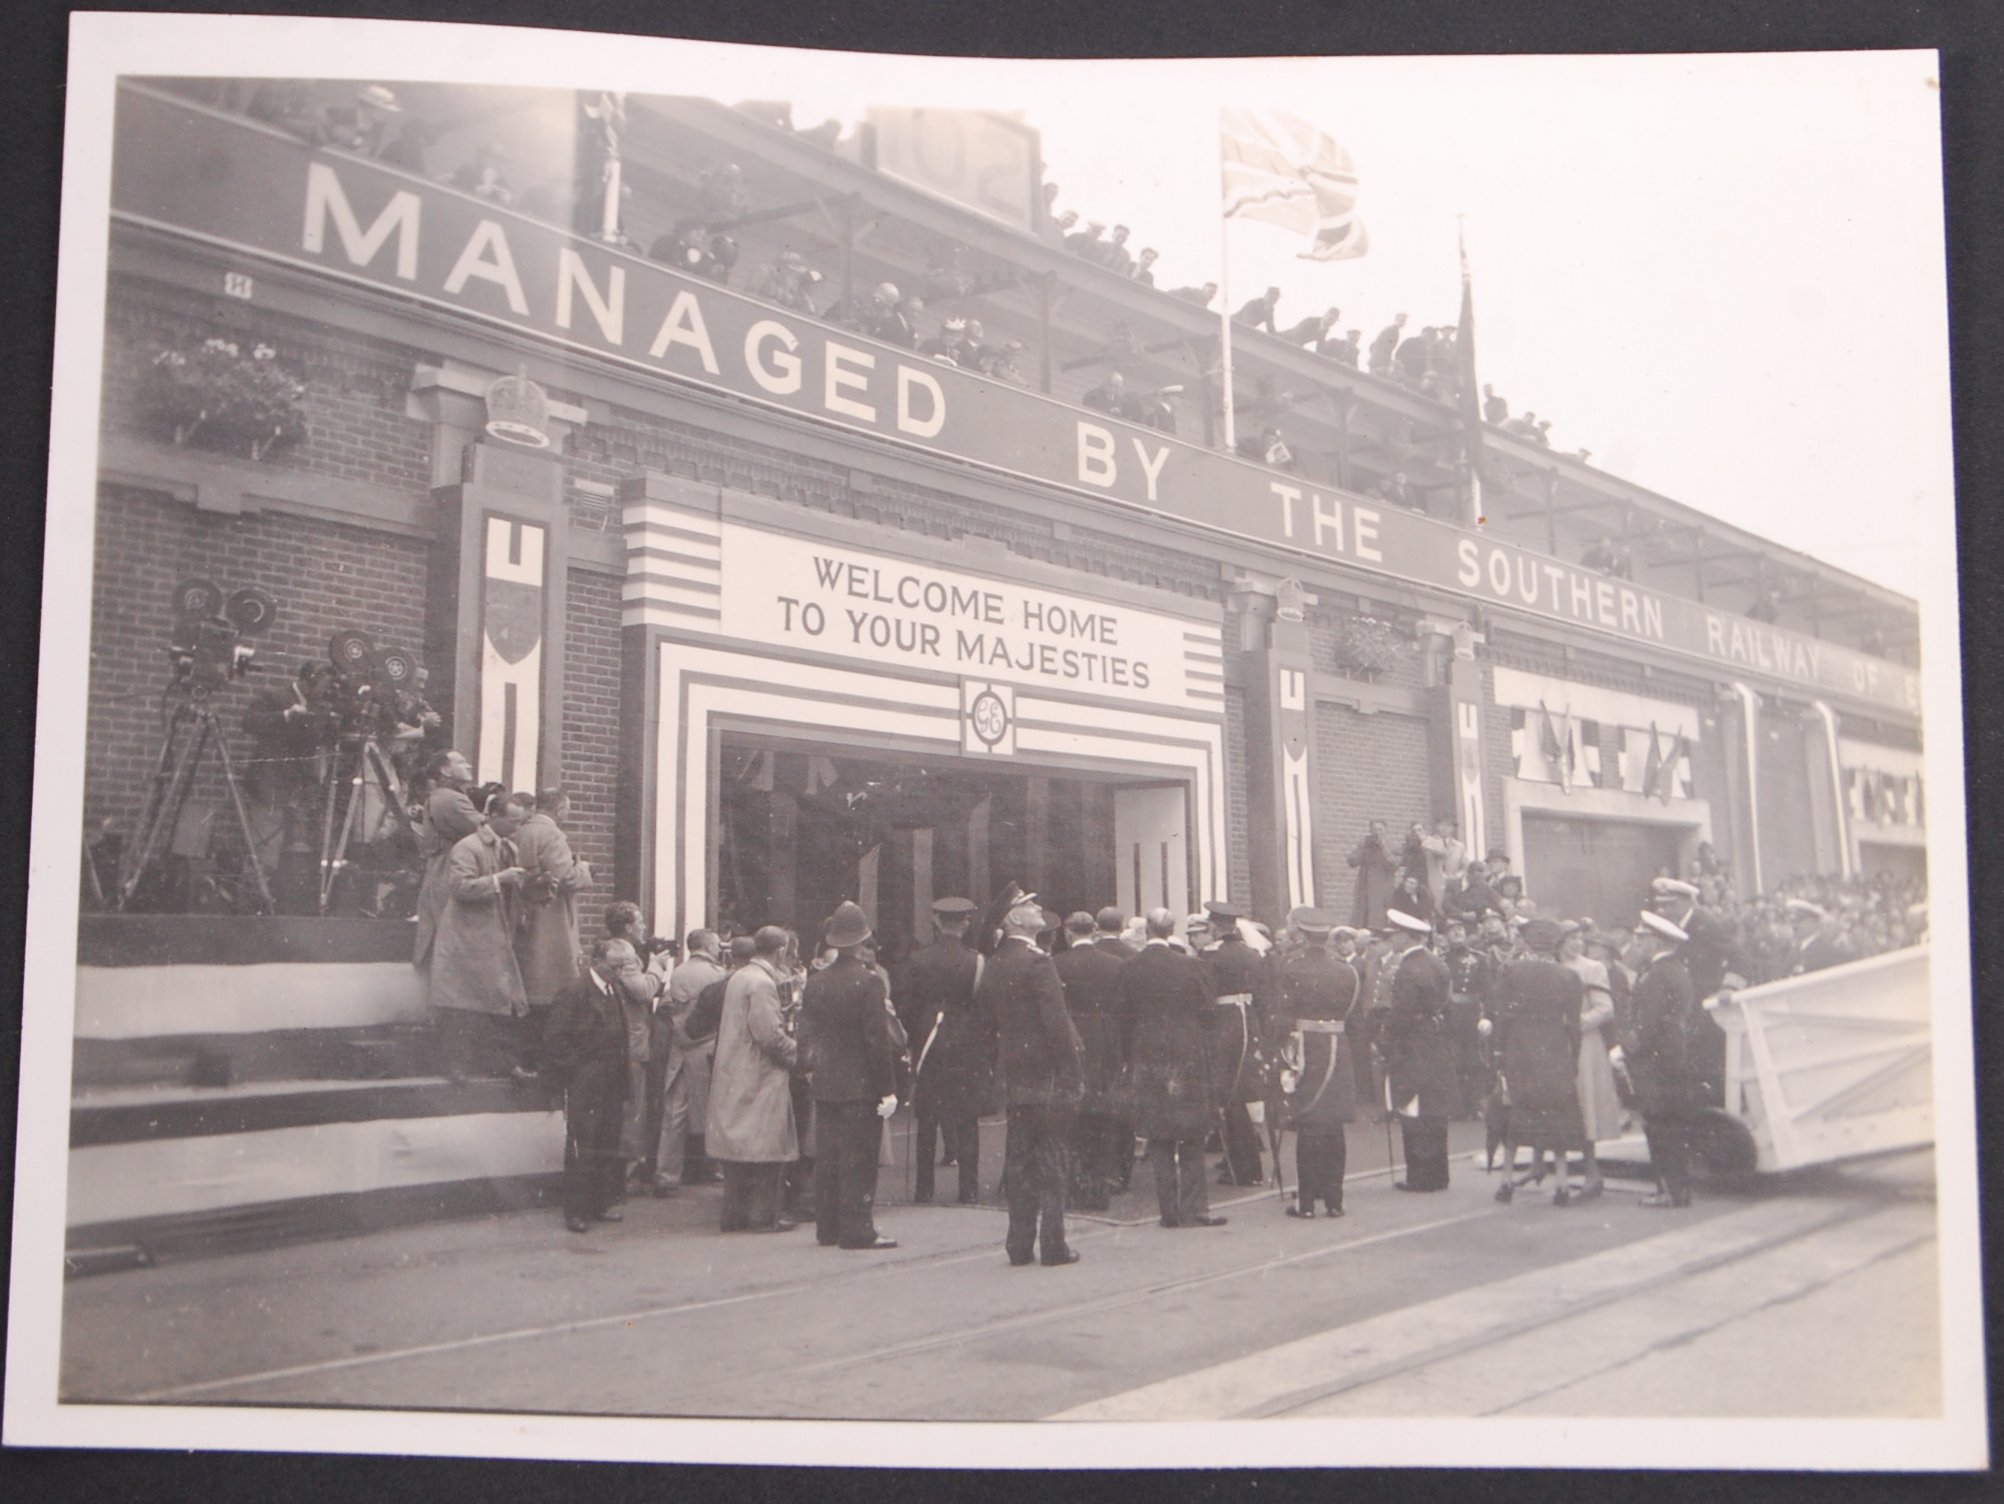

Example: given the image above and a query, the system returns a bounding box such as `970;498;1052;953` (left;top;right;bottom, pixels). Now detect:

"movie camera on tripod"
164;577;276;695
113;578;282;913
316;627;432;915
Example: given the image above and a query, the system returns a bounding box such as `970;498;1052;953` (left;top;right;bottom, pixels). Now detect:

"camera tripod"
316;732;418;915
116;691;276;915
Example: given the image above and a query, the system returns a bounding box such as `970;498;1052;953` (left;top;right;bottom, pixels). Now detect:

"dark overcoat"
800;956;898;1105
1629;951;1705;1116
1380;946;1465;1120
899;937;997;1116
543;969;629;1074
1201;936;1267;1104
1118;942;1217;1140
1492;958;1586;1149
1261;944;1361;1129
981;937;1084;1108
1347;835;1399;931
1052;938;1128;1114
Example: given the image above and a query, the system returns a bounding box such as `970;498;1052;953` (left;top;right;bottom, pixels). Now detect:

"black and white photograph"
0;11;1985;1472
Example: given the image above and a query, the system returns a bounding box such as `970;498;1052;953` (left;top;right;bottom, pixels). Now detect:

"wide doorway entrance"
714;731;1190;964
1521;813;1687;929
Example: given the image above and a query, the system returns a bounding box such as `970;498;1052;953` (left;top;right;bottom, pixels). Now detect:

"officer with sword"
1260;907;1363;1218
897;896;997;1204
1199;899;1269;1187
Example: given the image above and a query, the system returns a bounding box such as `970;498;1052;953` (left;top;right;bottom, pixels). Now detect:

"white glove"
1609;1044;1626;1068
1477;1017;1493;1037
876;1093;898;1119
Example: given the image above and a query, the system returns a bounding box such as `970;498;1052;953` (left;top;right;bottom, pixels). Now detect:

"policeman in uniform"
1262;908;1361;1218
897;896;994;1204
1374;909;1463;1191
1625;909;1702;1208
1199;899;1268;1186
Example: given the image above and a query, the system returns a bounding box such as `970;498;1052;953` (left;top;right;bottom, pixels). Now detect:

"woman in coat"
1488;919;1586;1205
705;927;800;1232
1560;923;1622;1199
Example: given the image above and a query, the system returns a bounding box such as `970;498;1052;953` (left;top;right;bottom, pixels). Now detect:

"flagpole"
1458;213;1483;528
1218;114;1237;453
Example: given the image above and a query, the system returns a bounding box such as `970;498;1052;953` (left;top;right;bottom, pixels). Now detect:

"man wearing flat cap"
1200;899;1268;1186
981;890;1086;1265
800;902;900;1249
1374;909;1463;1190
1626;909;1702;1207
898;897;995;1205
1261;908;1361;1217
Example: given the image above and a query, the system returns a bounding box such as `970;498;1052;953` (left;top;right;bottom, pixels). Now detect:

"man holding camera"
413;749;481;975
429;791;533;1082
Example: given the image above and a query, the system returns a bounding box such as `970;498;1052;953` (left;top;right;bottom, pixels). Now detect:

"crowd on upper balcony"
213;80;1911;645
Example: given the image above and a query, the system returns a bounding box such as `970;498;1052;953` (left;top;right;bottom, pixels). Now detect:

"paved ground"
58;1118;1941;1423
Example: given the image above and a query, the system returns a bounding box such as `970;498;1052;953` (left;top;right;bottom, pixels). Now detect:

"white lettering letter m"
303;162;420;281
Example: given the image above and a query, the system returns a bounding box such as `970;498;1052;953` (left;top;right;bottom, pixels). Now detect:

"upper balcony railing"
113;81;1924;719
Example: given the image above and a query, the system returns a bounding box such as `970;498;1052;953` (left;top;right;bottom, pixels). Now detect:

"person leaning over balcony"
1318;328;1363;367
1368;314;1407;376
1131;247;1160;287
1233;286;1282;333
1168;281;1219;309
430;791;532;1083
1099;224;1136;277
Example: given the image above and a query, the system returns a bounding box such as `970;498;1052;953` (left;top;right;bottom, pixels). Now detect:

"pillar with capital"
1231;573;1318;924
1419;614;1490;864
411;367;579;795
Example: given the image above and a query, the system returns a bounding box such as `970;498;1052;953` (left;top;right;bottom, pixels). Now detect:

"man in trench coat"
429;792;530;1081
705;925;800;1232
1121;908;1228;1229
412;748;480;973
510;789;592;1068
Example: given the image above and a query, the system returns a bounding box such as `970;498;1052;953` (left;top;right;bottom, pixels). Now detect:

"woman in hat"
1558;923;1621;1199
1488;918;1587;1204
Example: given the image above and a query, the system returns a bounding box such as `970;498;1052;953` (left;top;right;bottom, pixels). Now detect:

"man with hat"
980;889;1086;1265
1374;908;1464;1191
1200;899;1268;1186
1120;908;1229;1229
1647;875;1750;1105
1053;911;1129;1210
799;901;900;1249
1784;899;1847;976
542;935;643;1233
897;896;995;1205
1261;908;1361;1217
1487;918;1587;1205
1626;910;1703;1208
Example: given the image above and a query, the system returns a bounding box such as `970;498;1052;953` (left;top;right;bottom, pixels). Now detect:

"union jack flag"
1220;108;1369;261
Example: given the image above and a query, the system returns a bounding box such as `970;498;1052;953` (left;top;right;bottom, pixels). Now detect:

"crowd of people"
404;761;1925;1259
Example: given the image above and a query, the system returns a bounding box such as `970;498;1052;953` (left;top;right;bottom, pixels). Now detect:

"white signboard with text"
717;523;1212;708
